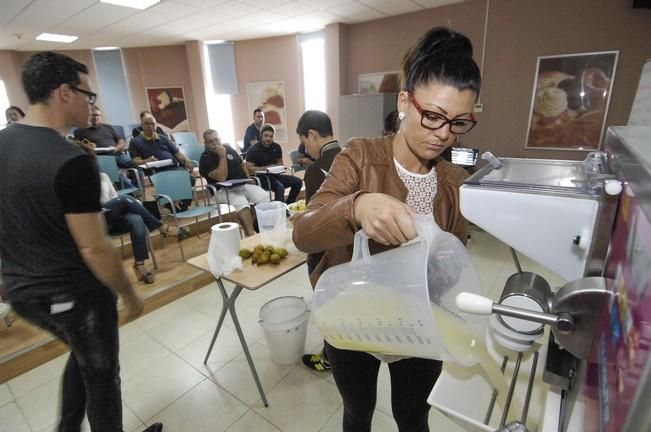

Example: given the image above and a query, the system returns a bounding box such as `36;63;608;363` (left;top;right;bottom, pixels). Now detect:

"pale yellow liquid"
314;284;521;419
432;305;521;418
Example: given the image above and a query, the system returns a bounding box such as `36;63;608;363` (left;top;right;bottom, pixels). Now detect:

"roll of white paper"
207;222;242;277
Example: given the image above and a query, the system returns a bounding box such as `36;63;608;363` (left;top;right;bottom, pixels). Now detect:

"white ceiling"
0;0;465;51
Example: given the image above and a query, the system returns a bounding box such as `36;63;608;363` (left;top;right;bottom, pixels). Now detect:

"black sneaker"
302;352;331;372
143;423;163;432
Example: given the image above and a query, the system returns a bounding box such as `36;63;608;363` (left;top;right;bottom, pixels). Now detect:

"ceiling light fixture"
205;40;226;45
94;46;120;51
36;33;78;43
100;0;161;10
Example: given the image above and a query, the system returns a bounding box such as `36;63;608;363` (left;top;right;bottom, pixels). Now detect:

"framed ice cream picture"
525;51;618;151
145;86;190;134
247;81;287;142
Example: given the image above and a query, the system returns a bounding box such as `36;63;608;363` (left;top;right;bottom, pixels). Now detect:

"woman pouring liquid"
292;26;480;432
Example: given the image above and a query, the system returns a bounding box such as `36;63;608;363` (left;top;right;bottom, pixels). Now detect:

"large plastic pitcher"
312;215;486;364
256;201;287;245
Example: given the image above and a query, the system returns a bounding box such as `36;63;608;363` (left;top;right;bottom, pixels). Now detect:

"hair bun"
421;27;473;58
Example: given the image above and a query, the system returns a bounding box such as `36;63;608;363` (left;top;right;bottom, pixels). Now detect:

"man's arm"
114;138;127;153
65;213;142;317
174;151;193;170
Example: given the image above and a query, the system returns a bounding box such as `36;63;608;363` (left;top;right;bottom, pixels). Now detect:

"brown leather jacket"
292;135;469;287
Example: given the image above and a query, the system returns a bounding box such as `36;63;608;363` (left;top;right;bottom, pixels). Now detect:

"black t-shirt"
0;124;104;302
199;145;247;186
73;124;120;148
245;142;283;167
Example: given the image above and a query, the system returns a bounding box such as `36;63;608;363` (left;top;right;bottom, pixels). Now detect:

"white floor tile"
226;409;280;432
212;341;295;406
149;379;247;432
15;377;59;432
175;326;245;378
121;355;205;422
8;353;67;399
120;322;146;346
0;384;13;408
0;402;31;432
140;305;217;352
120;333;172;381
252;367;341;432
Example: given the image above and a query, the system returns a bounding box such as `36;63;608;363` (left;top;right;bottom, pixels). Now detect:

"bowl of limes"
287;199;307;218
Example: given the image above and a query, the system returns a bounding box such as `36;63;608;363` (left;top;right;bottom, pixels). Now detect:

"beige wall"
341;0;651;159
0;49;100;115
122;44;206;137
230;34;301;165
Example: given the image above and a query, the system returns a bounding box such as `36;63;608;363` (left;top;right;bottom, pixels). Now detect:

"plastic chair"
289;150;304;174
96;155;142;196
111;125;126;140
150;170;219;260
173;131;209;200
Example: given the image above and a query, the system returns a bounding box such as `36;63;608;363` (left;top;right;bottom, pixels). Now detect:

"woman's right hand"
353;193;418;245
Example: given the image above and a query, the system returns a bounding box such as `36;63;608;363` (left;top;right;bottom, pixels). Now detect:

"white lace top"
370;159;438;364
394;158;437;215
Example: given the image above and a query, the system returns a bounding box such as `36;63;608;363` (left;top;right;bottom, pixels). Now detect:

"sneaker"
302;352;331;372
143;423;163;432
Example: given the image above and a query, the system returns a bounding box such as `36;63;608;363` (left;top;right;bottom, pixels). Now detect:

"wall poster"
525;51;618;151
246;81;287;142
145;86;190;134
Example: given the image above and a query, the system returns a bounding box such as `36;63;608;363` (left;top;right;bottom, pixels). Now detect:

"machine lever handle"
455;292;575;334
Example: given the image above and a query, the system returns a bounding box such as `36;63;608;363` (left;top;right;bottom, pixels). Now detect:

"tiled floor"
0;230;565;432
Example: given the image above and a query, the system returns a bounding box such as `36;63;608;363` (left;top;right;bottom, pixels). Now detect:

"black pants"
11;287;123;432
325;342;442;432
258;174;302;204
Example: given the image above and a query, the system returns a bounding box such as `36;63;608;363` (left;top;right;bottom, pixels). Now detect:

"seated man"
129;113;195;210
199;129;269;236
74;106;135;169
242;108;264;155
245;124;302;204
131;110;172;141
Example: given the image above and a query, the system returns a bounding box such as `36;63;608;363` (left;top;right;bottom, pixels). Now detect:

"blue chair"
173;132;203;165
150;170;219;260
111;125;126;140
289;150;304;174
97;155;142;196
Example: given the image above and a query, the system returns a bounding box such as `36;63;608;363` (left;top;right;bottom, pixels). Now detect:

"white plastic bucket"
259;296;309;365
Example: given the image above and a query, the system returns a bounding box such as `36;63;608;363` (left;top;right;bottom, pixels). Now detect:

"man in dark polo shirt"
242;107;264;155
244;123;302;204
0;52;161;432
74;106;134;169
130;112;194;210
199;129;269;236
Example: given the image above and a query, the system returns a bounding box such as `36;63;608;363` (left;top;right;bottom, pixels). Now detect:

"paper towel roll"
207;222;242;277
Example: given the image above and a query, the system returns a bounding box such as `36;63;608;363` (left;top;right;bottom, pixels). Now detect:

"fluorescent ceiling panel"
36;32;78;42
100;0;160;10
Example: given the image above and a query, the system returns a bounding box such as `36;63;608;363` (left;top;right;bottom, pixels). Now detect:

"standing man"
245;123;303;204
295;110;341;372
0;52;162;432
242;107;264;155
199;129;269;236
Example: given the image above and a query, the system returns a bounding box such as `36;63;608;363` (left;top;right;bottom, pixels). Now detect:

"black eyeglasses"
70;86;97;105
408;92;476;134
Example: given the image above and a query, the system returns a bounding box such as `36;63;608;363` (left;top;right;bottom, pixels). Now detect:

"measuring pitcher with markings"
312;215;487;364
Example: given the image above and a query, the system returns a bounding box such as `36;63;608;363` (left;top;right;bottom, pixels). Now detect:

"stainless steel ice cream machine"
430;126;651;432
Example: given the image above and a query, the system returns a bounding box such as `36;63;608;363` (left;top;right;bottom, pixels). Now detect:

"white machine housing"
460;157;606;282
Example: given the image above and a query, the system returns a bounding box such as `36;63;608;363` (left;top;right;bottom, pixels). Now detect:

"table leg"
203;278;233;364
203;279;269;407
